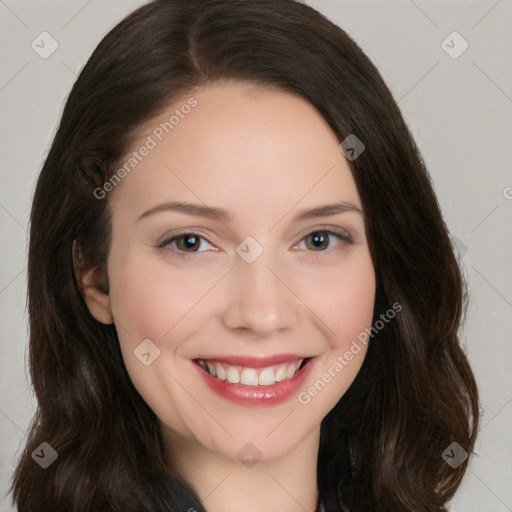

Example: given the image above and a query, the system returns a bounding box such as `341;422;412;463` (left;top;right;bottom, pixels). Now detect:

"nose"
221;250;300;337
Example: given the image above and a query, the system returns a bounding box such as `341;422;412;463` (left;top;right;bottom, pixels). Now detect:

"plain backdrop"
0;1;511;510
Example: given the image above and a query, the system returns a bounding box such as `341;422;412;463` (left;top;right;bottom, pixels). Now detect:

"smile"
195;358;306;386
192;354;314;407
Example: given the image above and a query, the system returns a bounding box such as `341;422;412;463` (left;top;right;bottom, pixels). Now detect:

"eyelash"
155;226;353;256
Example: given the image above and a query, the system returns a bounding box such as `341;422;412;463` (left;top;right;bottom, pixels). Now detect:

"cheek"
106;254;223;391
295;255;375;416
335;265;376;343
105;254;179;391
108;253;215;341
106;256;205;436
300;251;376;348
111;270;171;340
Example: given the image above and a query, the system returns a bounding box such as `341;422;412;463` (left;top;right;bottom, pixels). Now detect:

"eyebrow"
137;201;233;223
291;201;362;221
136;200;362;223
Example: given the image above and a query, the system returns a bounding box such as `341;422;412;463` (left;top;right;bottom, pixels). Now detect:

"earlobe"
72;240;113;325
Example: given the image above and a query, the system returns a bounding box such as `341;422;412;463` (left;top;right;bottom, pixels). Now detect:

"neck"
162;424;320;512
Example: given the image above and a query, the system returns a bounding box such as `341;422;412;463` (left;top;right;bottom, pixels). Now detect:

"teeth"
226;366;240;384
206;361;216;377
285;363;296;379
240;368;259;386
215;362;227;380
275;366;287;382
197;358;307;386
258;368;275;386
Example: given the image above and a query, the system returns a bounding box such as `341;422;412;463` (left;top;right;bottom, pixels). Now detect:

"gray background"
0;0;511;510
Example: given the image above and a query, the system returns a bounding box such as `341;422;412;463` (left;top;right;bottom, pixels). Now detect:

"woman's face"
101;82;375;462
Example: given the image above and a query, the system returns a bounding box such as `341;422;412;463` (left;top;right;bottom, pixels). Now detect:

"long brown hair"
11;1;478;510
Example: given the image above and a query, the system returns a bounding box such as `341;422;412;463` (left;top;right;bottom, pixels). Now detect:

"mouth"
194;357;309;386
192;355;314;407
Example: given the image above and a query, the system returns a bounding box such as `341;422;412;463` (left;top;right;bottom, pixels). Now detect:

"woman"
11;0;478;510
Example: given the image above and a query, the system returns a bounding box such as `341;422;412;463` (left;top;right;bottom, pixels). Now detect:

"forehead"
110;81;360;218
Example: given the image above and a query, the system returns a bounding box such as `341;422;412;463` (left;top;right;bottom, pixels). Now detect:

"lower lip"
194;358;315;407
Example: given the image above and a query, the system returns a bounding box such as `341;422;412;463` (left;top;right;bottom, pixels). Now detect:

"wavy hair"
11;0;478;510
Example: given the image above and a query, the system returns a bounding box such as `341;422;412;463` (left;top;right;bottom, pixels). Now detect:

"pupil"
181;235;199;250
309;231;328;250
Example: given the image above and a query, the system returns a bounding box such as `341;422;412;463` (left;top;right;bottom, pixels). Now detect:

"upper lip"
193;354;309;368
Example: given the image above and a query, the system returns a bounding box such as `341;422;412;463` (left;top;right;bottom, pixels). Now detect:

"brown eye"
296;228;353;253
305;231;331;251
175;234;201;251
159;233;212;253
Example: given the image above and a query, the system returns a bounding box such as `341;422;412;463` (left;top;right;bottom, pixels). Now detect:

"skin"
82;81;376;512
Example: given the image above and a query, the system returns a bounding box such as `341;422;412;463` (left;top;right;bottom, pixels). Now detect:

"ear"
73;240;113;325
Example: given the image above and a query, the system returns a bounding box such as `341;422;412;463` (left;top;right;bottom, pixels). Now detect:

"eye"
155;227;353;255
296;229;352;252
159;232;213;253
